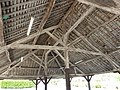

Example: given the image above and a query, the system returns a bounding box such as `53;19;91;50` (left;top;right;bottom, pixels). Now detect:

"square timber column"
64;50;71;90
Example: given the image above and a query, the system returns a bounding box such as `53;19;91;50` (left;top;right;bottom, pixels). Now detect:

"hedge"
1;80;35;89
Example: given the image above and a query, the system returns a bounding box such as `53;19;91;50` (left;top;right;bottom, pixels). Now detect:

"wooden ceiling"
0;0;120;79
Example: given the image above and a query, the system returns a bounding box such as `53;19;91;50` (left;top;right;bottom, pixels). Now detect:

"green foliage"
1;80;35;89
115;76;120;81
95;84;101;88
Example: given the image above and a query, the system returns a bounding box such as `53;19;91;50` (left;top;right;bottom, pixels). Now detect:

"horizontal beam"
9;44;102;55
0;25;58;54
78;0;120;15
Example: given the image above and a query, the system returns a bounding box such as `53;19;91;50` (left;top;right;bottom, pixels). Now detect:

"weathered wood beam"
59;1;77;24
1;50;38;75
64;49;69;68
33;0;56;45
0;25;58;54
32;53;45;75
87;15;119;37
54;50;84;74
113;0;120;6
37;51;46;77
77;0;120;15
74;30;119;68
51;52;65;74
75;48;120;66
29;57;45;69
46;0;76;43
32;53;43;63
44;50;48;76
0;4;12;63
67;15;119;47
45;32;102;55
8;44;102;55
0;4;4;46
63;6;95;43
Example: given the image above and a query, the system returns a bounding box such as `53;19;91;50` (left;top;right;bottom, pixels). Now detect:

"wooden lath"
77;0;120;15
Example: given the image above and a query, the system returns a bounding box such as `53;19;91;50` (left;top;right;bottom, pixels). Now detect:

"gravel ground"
0;83;119;90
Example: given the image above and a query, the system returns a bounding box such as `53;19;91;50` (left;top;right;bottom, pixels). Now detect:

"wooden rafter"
46;0;77;43
1;50;38;75
113;0;120;6
33;0;56;45
51;51;65;74
67;15;119;47
54;50;84;74
29;57;45;69
0;4;4;46
74;30;119;69
63;6;95;43
41;1;77;73
0;25;58;54
0;4;12;63
77;0;120;15
74;49;120;69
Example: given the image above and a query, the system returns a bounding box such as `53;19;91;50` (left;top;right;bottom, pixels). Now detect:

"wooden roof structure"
0;0;120;79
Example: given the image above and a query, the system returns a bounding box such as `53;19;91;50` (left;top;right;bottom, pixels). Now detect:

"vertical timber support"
40;77;52;90
36;80;38;90
84;75;93;90
64;50;71;90
32;79;41;90
65;68;71;90
44;77;47;90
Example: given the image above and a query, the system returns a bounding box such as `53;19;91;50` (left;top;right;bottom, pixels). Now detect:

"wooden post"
84;75;93;90
40;77;52;90
65;68;71;90
36;79;38;90
64;50;71;90
32;79;40;90
44;77;47;90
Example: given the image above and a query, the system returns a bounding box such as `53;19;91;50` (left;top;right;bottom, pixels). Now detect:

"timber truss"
0;0;120;79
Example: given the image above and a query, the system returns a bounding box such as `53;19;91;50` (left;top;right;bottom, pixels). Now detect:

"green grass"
1;80;35;89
